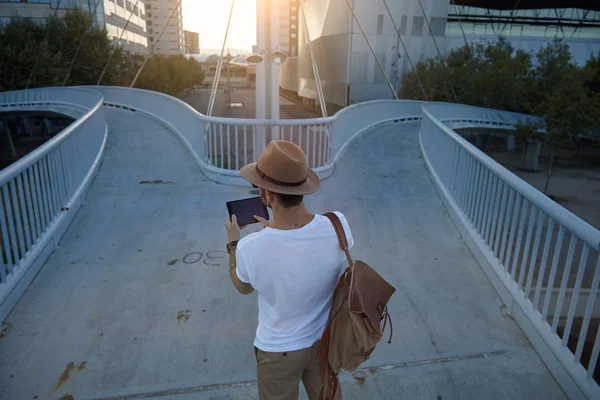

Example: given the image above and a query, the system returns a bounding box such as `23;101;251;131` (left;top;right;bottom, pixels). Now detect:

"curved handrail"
330;99;424;164
0;88;104;186
0;86;101;111
86;87;427;185
0;87;107;325
420;102;600;400
85;86;337;186
422;103;599;250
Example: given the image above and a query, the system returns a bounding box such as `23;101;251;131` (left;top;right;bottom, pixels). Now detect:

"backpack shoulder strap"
324;212;353;267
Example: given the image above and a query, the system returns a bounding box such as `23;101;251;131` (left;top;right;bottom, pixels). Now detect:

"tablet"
226;197;269;226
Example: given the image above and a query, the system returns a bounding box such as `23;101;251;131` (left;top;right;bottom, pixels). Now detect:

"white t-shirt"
236;211;354;352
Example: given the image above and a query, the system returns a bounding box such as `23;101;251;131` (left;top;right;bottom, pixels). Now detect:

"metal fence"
203;118;333;170
0;88;106;322
420;103;600;400
86;86;338;185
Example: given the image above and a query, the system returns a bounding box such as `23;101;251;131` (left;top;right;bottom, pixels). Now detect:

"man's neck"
270;204;314;231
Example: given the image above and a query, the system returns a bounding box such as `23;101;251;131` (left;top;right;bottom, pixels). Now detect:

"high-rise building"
277;0;299;57
0;0;149;54
184;30;199;54
282;0;600;107
142;0;185;55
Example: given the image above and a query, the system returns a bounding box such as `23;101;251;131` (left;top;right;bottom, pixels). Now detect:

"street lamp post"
254;0;284;151
225;51;233;109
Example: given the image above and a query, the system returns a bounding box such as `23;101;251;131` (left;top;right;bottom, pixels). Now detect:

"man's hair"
274;192;304;208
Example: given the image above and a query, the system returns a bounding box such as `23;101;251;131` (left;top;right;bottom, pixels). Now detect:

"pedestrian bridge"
0;87;598;400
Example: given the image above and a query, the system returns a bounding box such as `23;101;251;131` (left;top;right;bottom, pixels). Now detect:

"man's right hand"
254;215;271;228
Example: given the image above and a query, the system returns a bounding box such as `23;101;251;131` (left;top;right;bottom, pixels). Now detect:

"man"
225;140;353;399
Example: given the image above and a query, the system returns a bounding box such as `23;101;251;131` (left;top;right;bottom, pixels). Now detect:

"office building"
142;0;185;55
277;0;299;57
0;0;149;54
184;29;199;54
281;0;600;108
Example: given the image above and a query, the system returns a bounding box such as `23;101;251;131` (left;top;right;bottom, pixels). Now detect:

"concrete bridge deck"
0;108;565;400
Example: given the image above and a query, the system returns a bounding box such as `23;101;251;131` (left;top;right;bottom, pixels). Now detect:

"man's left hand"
225;214;241;242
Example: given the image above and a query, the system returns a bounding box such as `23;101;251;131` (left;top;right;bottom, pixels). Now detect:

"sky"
182;0;257;52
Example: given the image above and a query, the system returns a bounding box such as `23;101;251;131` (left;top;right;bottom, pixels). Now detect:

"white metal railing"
83;86;206;160
0;88;107;323
203;117;334;171
420;102;600;400
85;89;429;186
85;88;426;186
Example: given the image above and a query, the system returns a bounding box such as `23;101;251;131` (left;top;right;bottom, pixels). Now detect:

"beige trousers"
255;340;342;400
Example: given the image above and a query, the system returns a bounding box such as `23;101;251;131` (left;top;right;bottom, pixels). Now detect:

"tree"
399;37;600;197
583;51;600;96
537;70;600;194
0;10;204;95
398;37;533;112
0;18;54;90
524;39;600;195
132;55;204;95
478;37;532;112
513;118;544;171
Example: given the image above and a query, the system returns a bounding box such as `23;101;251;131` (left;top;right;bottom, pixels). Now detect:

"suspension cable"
25;0;64;89
129;0;182;88
300;2;328;117
382;0;428;101
415;0;460;103
343;0;398;100
62;0;103;86
206;0;235;117
97;0;142;85
449;0;470;49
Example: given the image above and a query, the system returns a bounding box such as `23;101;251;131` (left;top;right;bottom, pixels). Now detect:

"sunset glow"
182;0;257;53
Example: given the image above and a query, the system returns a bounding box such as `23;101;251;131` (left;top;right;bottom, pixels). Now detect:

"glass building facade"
0;0;148;53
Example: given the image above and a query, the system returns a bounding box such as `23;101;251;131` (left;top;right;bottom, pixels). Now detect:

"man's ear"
266;190;276;205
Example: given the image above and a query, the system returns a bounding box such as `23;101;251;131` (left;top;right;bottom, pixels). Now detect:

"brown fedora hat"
240;141;320;195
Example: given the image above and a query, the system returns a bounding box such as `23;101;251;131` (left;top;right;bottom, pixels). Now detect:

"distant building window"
399;15;407;35
429;17;446;36
412;16;424;36
377;14;384;35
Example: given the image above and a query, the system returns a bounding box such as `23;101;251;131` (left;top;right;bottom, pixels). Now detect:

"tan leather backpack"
320;212;396;400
